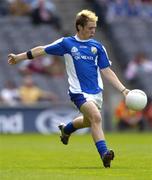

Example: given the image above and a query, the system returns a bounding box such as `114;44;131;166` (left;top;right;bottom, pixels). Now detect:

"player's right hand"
8;54;17;65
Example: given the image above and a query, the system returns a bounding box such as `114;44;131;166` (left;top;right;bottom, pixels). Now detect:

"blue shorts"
69;91;103;110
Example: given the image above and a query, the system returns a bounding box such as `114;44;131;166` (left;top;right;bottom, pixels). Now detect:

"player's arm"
101;67;129;96
8;46;46;65
8;38;65;65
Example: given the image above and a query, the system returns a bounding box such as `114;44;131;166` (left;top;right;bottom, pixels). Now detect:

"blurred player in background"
8;9;129;168
115;99;145;131
19;75;58;105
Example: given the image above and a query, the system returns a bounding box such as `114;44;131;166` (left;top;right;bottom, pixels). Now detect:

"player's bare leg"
80;101;105;141
80;101;114;168
72;115;90;128
58;101;114;168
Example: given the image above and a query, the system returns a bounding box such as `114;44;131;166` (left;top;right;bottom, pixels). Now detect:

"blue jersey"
44;35;111;94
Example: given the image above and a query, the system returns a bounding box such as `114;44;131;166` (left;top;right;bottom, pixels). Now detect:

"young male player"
8;10;129;168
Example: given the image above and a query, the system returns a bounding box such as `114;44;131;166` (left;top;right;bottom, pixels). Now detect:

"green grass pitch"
0;133;152;180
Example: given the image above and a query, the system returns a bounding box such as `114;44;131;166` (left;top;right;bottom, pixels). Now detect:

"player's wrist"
122;88;130;97
120;87;126;93
15;54;24;63
12;55;18;64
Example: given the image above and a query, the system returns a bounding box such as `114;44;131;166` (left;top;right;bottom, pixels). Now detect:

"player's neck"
76;33;89;40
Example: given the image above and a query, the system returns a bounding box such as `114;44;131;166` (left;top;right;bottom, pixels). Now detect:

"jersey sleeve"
44;38;67;56
97;45;112;69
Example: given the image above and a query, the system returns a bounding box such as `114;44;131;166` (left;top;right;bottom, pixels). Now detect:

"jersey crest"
91;46;97;54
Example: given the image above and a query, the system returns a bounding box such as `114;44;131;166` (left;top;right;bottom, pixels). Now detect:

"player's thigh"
80;101;102;123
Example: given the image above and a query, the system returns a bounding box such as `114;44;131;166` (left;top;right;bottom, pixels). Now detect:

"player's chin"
90;34;95;38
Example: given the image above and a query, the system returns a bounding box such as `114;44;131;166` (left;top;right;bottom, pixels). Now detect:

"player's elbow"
32;46;46;56
38;46;45;53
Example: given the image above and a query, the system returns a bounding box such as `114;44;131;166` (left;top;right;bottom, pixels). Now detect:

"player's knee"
89;112;101;124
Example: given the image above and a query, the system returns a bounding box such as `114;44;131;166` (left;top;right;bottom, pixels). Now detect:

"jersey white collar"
74;35;91;42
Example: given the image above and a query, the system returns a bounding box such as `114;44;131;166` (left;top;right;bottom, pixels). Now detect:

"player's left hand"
122;89;130;97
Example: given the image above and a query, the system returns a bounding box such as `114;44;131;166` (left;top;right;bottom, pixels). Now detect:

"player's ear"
78;25;83;31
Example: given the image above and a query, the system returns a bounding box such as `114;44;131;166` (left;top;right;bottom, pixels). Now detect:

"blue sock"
63;122;76;135
95;140;108;158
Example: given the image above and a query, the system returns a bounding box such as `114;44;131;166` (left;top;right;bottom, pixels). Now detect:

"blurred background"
0;0;152;134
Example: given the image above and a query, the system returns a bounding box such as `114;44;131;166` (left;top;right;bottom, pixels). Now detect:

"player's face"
79;21;97;39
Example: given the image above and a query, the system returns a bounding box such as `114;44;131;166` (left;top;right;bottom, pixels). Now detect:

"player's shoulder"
61;36;78;47
90;39;105;49
52;36;73;43
90;39;102;46
63;36;75;42
50;36;73;45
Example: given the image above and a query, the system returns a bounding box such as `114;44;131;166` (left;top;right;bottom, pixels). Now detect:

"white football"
125;89;147;111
